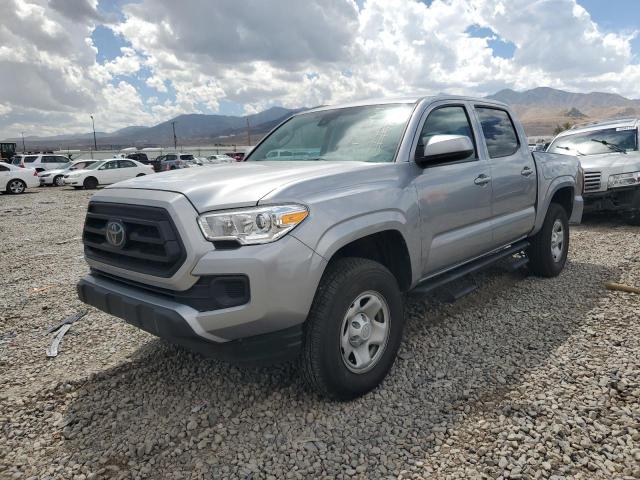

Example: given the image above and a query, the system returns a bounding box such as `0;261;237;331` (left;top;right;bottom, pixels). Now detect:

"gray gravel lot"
1;186;639;480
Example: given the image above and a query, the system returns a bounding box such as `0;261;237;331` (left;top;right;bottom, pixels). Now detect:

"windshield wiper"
591;139;627;154
555;145;585;156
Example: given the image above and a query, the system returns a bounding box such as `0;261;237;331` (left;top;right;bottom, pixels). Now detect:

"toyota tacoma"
77;96;583;399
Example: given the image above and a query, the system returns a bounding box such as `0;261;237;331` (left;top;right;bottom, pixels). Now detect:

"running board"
409;240;530;298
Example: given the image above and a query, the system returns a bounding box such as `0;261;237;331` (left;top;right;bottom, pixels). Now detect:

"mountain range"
4;87;640;148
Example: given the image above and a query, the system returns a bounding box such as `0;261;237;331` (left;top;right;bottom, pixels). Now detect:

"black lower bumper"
77;276;303;364
583;186;640;214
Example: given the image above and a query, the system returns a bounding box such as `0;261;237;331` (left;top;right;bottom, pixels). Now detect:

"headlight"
608;171;640;188
198;204;309;245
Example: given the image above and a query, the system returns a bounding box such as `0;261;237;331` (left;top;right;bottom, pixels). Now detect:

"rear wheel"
302;258;404;400
528;203;569;277
53;175;64;187
83;176;98;189
6;179;26;194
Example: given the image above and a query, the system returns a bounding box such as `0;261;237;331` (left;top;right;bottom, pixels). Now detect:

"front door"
473;106;537;245
413;103;494;276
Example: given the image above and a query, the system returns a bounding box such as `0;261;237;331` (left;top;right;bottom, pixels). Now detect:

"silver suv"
77;96;583;399
548;118;640;224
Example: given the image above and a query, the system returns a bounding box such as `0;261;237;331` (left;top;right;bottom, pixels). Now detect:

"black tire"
623;211;640;226
6;179;26;194
73;186;82;190
53;175;64;187
83;176;98;189
528;203;569;277
302;258;404;400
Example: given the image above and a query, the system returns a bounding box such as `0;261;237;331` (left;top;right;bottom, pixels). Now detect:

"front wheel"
527;203;569;277
302;258;404;400
83;176;98;189
53;175;64;187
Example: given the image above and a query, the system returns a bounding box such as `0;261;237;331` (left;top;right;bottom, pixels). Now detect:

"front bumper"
583;186;640;214
78;273;303;363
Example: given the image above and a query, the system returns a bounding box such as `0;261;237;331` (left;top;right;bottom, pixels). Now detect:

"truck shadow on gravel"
62;259;616;477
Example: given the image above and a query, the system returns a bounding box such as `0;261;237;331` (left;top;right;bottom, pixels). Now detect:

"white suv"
21;154;70;172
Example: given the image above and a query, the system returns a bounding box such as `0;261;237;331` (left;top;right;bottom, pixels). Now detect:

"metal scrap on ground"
605;282;640;294
46;324;71;358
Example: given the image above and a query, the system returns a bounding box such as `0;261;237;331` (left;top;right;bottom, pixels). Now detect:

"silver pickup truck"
547;118;640;224
77;96;583;399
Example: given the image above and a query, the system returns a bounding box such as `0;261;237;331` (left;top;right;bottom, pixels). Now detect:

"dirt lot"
1;186;639;480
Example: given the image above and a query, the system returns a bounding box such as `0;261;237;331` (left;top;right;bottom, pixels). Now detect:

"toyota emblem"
105;220;126;248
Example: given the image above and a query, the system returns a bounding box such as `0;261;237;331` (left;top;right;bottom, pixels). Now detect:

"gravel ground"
1;186;639;480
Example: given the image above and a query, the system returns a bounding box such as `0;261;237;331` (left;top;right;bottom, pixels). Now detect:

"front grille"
83;202;186;277
583;171;602;192
92;270;250;312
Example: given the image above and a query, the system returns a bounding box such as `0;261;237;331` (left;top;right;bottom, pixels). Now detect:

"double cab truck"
77;96;583;399
547;118;640;224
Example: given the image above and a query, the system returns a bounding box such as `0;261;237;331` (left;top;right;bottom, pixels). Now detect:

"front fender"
291;209;421;286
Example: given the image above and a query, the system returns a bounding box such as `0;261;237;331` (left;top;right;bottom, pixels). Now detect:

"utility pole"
21;132;25;153
171;121;177;149
90;115;97;151
246;117;251;146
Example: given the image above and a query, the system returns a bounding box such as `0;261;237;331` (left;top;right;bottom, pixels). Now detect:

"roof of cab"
554;117;640;139
300;95;510;115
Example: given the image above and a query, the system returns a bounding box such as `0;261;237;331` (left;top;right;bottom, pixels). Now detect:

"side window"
118;160;135;168
0;165;8;172
42;156;55;163
56;156;68;163
418;106;476;160
166;154;177;161
102;161;117;170
475;107;520;158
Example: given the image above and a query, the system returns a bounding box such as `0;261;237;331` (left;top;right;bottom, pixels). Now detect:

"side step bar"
409;240;530;298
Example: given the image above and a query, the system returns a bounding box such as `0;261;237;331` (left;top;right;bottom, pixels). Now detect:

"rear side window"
166;155;177;161
24;156;38;163
180;154;194;160
475;107;520;158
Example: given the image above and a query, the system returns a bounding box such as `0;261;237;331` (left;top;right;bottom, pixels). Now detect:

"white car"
39;159;99;186
63;158;154;189
205;154;234;164
0;163;39;194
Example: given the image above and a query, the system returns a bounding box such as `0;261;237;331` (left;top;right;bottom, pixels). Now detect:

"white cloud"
0;0;639;137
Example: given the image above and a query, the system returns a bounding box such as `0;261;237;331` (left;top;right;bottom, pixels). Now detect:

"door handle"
521;166;533;177
474;174;491;186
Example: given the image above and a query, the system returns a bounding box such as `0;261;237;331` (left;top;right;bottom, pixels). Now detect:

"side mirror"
416;134;474;167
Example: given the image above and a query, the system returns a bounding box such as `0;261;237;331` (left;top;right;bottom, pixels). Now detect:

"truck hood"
107;161;387;212
579;152;640;172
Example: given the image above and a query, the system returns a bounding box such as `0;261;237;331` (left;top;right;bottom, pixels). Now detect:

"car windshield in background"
248;104;415;163
548;128;638;156
84;161;104;170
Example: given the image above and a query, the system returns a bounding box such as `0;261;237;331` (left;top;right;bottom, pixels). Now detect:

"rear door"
473;106;537;245
413;102;495;275
0;164;9;190
116;160;138;181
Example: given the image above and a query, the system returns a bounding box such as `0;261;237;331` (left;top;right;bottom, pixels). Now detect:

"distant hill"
487;87;640;137
3;106;305;149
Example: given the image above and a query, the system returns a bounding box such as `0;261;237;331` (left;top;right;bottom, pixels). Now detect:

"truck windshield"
248;104;414;163
548;127;638;156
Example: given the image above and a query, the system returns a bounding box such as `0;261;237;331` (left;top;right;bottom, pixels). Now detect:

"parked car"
547;118;640;224
154;153;196;171
77;96;582;399
125;152;153;166
11;154;27;166
20;154;70;172
205;154;234;164
64;158;153;189
39;159;98;186
226;152;245;161
0;163;39;194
